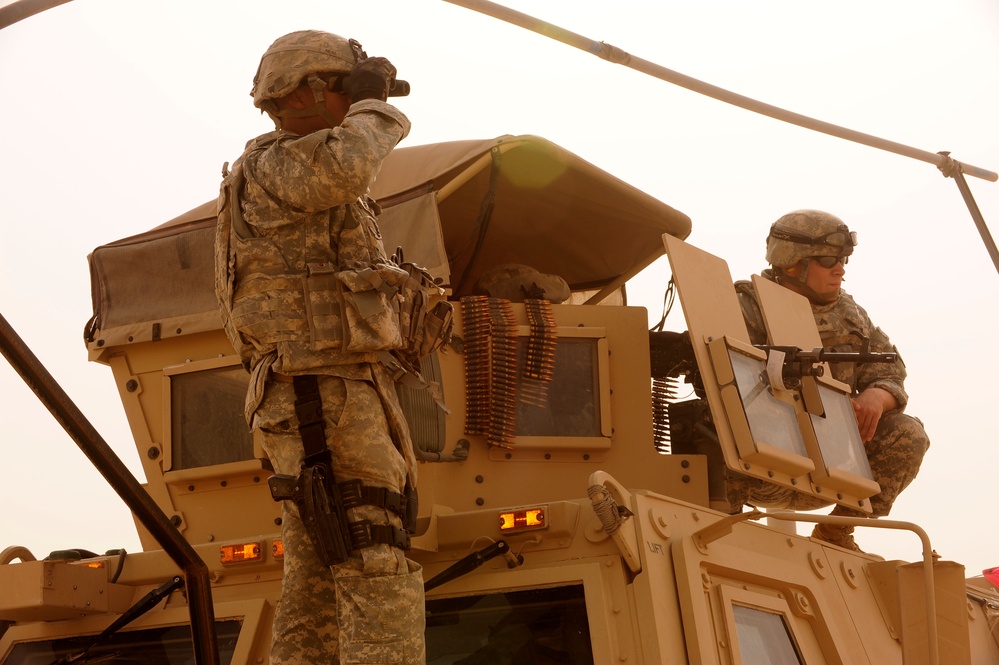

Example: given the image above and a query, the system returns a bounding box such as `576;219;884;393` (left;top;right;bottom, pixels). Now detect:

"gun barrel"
819;351;897;364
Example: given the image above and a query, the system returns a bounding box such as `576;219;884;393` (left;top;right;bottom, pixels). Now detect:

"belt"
271;372;295;384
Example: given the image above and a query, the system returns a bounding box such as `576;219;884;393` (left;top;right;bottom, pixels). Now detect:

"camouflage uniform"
215;86;425;663
730;270;930;518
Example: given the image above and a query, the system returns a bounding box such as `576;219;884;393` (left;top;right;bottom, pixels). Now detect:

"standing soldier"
215;30;424;664
732;210;930;552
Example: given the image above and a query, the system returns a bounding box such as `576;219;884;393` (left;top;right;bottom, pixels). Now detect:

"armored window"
732;604;805;665
4;619;242;664
166;361;253;470
495;326;612;451
515;336;601;437
399;339;606;454
425;585;593;663
712;585;822;665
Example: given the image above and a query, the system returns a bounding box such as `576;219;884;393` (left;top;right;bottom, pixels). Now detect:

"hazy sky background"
2;0;997;577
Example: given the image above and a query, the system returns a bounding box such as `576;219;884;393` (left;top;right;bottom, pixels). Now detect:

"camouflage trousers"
727;412;929;517
255;374;426;665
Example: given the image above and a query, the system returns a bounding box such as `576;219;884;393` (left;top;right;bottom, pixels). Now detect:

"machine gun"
648;331;898;453
757;344;897;391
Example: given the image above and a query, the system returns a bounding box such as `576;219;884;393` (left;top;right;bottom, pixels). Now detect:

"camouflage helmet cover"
251;30;359;107
765;209;856;268
473;263;571;303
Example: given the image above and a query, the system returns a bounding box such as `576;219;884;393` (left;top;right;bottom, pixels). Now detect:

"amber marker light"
219;542;262;564
499;506;547;532
272;539;285;560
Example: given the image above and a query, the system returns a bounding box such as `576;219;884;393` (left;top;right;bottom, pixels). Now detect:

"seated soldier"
731;210;930;552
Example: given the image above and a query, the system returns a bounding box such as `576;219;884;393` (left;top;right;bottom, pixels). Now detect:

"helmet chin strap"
269;75;344;129
775;260;837;305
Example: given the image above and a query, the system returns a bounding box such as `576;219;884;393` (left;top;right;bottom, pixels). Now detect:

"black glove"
343;57;396;103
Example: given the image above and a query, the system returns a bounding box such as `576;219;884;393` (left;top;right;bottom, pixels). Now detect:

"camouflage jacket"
734;270;908;412
215;100;411;422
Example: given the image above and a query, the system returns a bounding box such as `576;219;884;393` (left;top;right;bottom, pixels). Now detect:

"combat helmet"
251;30;366;128
765;210;856;268
251;30;362;107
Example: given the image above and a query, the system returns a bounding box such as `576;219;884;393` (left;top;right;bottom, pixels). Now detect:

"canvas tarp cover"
86;135;690;348
370;135;690;294
87;216;221;348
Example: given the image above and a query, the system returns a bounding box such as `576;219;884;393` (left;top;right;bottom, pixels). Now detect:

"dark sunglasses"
810;255;848;268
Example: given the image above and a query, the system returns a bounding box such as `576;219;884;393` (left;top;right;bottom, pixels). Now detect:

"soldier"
214;30;424;664
732;210;930;552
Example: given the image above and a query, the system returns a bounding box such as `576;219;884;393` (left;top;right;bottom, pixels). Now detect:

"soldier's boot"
811;523;863;552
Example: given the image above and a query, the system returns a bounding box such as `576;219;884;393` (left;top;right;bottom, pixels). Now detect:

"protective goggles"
769;225;857;249
809;255;849;268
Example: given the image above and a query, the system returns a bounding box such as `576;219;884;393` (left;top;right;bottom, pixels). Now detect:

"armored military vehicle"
2;132;998;665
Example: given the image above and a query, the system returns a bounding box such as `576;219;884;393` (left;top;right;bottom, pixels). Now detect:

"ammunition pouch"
391;250;454;365
334;263;409;353
325;258;453;363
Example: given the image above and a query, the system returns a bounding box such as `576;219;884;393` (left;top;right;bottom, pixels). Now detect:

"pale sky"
2;0;997;576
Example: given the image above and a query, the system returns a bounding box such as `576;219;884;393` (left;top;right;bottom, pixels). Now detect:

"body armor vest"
215;134;409;372
811;293;895;393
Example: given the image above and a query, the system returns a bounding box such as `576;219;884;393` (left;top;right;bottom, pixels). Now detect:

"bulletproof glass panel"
516;337;600;437
425;585;593;664
461;310;613;454
5;620;242;665
170;366;253;469
732;605;804;665
729;350;808;460
810;384;875;480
